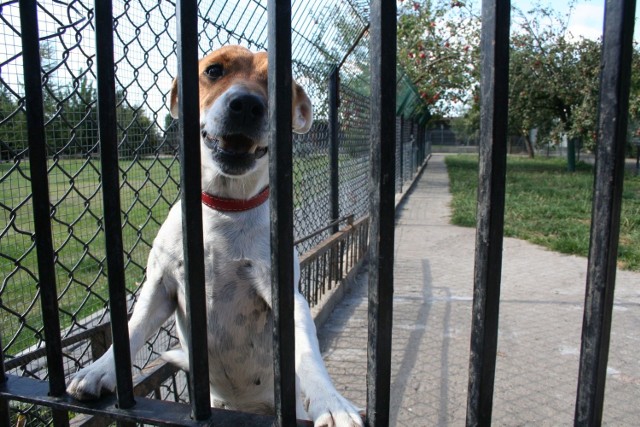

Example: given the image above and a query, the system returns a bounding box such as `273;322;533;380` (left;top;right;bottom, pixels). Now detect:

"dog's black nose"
228;93;265;124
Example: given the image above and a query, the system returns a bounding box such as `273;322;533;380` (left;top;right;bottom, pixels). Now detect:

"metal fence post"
0;336;9;427
466;0;510;425
18;1;68;425
398;116;404;192
411;120;416;175
419;125;425;164
268;0;297;425
176;0;211;421
575;0;636;424
328;65;341;283
367;0;396;425
329;65;340;233
95;0;135;411
415;125;421;166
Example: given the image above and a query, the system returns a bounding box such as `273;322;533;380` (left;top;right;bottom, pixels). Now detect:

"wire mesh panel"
337;84;370;224
403;120;412;184
0;0;422;425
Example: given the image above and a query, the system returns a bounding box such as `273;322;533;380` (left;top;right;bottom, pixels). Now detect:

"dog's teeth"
255;147;268;158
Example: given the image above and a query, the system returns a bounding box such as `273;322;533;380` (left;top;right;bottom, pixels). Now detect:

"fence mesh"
0;0;427;424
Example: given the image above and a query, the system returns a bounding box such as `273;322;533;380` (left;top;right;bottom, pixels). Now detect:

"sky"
512;0;637;42
0;0;637;121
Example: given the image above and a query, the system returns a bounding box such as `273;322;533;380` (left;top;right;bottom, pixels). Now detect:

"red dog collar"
201;186;270;212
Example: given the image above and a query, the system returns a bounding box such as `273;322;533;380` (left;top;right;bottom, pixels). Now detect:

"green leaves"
398;1;640;158
397;0;480;120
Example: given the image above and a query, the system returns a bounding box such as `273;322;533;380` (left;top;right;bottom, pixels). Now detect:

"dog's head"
170;45;313;190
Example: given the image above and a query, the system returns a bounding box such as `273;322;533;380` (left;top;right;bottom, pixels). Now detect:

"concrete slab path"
317;154;640;426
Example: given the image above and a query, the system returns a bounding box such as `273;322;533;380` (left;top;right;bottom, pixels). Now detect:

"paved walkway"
317;154;640;426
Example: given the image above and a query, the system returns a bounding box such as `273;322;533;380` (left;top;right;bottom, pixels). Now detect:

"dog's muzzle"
202;92;268;176
202;131;267;176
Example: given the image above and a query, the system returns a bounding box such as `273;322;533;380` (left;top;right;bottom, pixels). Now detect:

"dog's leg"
293;292;364;427
67;256;176;400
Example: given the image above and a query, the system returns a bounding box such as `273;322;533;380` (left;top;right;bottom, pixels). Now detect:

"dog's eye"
205;64;224;80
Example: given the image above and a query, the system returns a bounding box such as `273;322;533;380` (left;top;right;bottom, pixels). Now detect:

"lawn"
0;152;361;355
445;155;640;271
0;157;181;355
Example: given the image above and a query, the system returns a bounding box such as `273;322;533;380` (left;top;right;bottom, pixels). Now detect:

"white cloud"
566;3;604;41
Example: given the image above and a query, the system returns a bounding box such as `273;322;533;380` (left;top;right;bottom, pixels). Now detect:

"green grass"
445;155;640;271
1;157;181;355
0;152;359;355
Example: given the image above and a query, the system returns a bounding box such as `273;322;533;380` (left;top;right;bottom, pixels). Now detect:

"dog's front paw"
66;355;117;400
308;394;364;427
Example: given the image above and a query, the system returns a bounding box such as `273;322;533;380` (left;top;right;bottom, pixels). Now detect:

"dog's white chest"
206;257;273;364
199;209;275;402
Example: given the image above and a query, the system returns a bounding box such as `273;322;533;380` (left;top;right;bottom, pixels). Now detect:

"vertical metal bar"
0;336;9;427
421;125;424;162
416;125;421;165
398;116;404;192
268;0;296;424
422;126;426;162
411;121;416;174
322;252;327;293
402;119;412;182
314;261;319;305
328;247;334;289
352;230;357;266
18;2;69;426
0;399;7;425
176;0;211;421
411;120;420;171
367;0;396;425
327;65;342;313
329;65;340;233
171;374;179;402
348;233;353;270
94;0;135;410
418;126;424;164
305;265;311;300
575;0;636;425
403;120;409;182
466;0;510;425
338;241;342;281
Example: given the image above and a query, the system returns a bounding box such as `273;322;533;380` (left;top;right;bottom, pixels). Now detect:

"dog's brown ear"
169;77;179;119
292;81;313;134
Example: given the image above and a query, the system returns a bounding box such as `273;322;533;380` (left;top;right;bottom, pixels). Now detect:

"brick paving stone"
317;154;640;426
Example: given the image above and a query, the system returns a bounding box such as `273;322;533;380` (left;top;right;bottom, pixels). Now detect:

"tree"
0;85;27;160
115;89;161;158
397;0;481;122
508;5;603;161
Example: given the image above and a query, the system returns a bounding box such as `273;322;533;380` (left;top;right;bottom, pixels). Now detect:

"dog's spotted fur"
66;45;363;426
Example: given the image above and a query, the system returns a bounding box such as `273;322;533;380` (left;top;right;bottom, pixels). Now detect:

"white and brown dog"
66;45;363;426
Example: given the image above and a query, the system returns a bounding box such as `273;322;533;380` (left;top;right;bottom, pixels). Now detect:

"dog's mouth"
201;131;267;175
201;131;268;158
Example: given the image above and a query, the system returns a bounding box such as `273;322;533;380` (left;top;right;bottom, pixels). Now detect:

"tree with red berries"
397;0;481;121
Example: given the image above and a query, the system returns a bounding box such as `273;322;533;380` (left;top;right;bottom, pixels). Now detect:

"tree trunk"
567;137;576;172
523;134;535;158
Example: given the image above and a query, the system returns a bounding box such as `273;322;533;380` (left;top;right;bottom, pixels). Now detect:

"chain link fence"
0;1;428;424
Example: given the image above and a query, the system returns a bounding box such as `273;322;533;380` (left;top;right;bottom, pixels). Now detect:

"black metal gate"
0;0;635;426
466;1;636;426
0;0;399;425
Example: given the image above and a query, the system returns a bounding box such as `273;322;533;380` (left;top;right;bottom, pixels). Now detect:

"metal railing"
3;0;632;426
0;0;430;425
466;0;636;426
